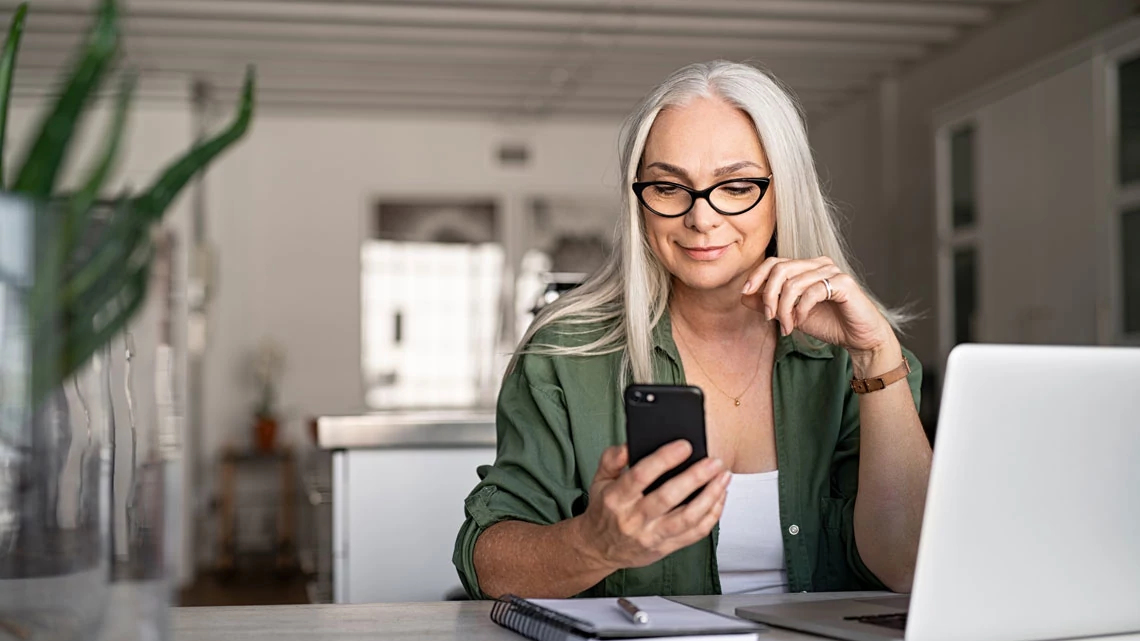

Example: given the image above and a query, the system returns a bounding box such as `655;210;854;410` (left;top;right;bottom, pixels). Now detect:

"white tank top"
716;470;790;595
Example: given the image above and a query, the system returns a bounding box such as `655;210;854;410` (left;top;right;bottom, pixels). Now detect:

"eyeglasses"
632;176;772;218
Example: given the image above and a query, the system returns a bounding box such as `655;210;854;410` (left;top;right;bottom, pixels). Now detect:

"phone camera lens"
633;391;643;400
646;394;655;402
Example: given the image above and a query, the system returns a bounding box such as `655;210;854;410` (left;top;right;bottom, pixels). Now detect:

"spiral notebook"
490;595;765;641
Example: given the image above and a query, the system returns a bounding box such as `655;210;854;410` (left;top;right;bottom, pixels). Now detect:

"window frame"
1105;41;1140;345
936;118;983;366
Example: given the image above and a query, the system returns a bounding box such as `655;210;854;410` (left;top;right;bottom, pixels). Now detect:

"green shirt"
453;311;921;598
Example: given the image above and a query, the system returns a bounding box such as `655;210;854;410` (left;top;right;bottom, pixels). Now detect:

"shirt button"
788;524;800;536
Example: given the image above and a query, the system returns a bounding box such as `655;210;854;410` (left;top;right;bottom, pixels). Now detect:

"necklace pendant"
734;398;741;407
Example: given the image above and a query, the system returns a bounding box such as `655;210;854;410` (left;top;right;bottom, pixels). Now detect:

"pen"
617;597;649;625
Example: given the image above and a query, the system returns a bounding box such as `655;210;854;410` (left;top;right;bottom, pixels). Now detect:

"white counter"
318;411;496;603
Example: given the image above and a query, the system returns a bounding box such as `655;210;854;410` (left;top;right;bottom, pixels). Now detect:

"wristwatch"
850;356;911;394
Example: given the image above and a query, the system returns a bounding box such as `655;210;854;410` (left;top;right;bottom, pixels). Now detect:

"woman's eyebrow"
713;160;766;177
643;161;689;179
642;160;766;180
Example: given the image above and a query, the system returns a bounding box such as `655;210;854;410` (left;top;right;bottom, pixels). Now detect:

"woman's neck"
669;278;774;344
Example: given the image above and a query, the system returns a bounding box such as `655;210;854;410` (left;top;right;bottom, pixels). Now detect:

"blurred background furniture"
216;447;298;577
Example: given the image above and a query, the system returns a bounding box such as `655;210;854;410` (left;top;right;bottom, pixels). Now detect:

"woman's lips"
679;244;730;261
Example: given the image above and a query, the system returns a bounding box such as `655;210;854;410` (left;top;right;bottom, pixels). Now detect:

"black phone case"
623;384;708;500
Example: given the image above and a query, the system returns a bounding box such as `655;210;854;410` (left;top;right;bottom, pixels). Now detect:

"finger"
621;440;693;496
640;456;725;520
593;445;628;483
741;256;785;296
661;463;729;533
776;265;841;335
822;272;858;305
687;488;729;546
794;273;837;325
762;258;828;325
653;469;730;538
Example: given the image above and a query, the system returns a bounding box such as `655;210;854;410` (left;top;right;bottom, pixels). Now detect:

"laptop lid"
907;345;1140;641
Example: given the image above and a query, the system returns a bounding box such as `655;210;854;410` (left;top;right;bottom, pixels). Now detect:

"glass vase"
0;194;181;641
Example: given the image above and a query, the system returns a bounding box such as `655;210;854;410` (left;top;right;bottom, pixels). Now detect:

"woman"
453;61;932;599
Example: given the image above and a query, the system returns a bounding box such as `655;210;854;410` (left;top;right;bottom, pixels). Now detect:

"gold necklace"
674;323;765;407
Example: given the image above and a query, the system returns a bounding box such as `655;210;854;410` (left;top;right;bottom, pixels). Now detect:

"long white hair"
511;60;907;384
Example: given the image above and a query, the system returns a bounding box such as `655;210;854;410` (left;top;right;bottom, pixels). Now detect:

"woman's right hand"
575;441;731;572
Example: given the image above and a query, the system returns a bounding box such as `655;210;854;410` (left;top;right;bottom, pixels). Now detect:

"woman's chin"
671;267;744;293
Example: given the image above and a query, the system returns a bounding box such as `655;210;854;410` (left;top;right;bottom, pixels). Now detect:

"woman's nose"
684;197;722;233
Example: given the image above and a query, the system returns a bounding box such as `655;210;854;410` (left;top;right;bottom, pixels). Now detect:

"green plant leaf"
68;235;151;335
30;197;152;403
134;65;255;220
55;69;136;278
62;197;148;305
64;246;151;379
11;0;119;200
32;250;151;404
27;74;137;336
65;69;135;248
27;195;148;406
0;3;28;189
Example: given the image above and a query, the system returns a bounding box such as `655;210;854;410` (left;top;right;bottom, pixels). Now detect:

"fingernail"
712;458;724;470
721;471;732;484
764;306;773;320
742;280;752;294
781;323;789;336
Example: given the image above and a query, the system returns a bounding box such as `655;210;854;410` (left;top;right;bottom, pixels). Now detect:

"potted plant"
0;0;255;638
251;338;286;452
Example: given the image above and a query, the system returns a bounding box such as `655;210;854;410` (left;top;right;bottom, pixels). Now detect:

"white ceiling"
2;0;1028;120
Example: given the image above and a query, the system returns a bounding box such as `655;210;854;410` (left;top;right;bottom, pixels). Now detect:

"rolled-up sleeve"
453;351;586;598
819;347;922;590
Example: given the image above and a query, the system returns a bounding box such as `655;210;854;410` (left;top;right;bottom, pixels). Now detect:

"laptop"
737;344;1140;641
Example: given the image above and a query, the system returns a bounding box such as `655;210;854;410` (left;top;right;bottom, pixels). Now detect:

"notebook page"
528;596;762;638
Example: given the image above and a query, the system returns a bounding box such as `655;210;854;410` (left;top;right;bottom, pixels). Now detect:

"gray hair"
511;60;907;384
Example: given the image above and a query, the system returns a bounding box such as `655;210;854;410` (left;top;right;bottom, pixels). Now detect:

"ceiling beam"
128;0;996;25
3;1;962;43
10;15;936;59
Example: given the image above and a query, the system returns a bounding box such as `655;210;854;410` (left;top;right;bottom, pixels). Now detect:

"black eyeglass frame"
631;176;773;218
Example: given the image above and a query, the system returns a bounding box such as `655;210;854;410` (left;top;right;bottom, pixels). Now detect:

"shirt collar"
652;307;835;367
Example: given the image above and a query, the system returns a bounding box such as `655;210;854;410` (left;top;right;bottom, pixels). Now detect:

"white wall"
203;113;623;457
971;60;1099;347
811;93;886;287
810;0;1137;368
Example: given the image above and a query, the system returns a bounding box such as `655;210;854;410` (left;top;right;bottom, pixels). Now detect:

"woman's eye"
722;183;757;196
652;185;680;196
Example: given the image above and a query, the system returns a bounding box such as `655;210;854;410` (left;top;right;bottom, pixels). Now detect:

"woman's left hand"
740;256;895;356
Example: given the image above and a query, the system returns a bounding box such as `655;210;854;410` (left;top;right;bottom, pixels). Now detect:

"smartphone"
623;384;708;502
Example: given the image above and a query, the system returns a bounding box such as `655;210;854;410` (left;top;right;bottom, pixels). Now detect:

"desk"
173;592;886;640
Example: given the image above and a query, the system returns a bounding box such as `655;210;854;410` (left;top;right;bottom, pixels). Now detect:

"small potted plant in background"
251;338;286;452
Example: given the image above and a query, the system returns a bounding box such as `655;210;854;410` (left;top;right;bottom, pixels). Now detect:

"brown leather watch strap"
850;356;911;394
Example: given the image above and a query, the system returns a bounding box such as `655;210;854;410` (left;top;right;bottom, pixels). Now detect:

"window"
1117;56;1140;339
1118;56;1140;184
362;201;503;409
940;122;980;357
